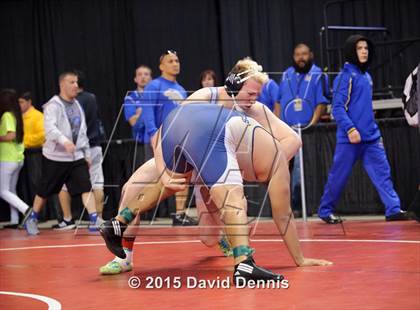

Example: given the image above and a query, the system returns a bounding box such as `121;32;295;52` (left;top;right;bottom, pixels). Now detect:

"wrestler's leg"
207;182;284;283
208;184;250;265
100;163;190;259
100;159;160;274
196;185;221;247
195;184;233;257
252;127;332;267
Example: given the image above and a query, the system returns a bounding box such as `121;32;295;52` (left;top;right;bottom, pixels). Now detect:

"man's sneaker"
171;212;198;226
99;260;132;275
88;222;98;232
89;217;104;232
385;210;411;221
218;235;233;257
233;257;284;287
24;217;40;235
319;213;343;224
99;218;127;259
52;219;76;230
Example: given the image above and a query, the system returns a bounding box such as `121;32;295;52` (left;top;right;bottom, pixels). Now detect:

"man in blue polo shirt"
276;43;330;217
318;35;410;223
141;50;196;226
123;65;153;170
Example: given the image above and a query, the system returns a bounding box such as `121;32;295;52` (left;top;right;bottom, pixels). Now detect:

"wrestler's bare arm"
185;88;301;160
248;102;301;161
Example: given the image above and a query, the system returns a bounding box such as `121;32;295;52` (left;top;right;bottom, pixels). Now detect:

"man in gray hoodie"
24;71;98;235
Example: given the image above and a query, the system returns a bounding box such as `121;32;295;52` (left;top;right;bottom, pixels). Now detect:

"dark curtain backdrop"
1;0;419;138
1;0;419;221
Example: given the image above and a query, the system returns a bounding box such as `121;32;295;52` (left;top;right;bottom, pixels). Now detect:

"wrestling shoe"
99;218;127;259
52;219;76;230
171;212;198;226
218;235;233;257
99;260;133;275
233;257;284;286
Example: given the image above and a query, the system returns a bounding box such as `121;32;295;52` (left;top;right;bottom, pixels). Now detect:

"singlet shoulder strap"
209;87;218;104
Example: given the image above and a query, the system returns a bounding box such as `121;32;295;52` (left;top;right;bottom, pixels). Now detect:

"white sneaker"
52;220;76;230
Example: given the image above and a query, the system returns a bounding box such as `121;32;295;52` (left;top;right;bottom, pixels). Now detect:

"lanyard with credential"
286;72;312;100
286;71;312;111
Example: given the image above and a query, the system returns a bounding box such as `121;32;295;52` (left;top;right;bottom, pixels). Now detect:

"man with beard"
275;43;330;217
318;35;411;223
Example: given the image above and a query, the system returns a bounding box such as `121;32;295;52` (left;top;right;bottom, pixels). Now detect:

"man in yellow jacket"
18;92;45;148
17;92;45;223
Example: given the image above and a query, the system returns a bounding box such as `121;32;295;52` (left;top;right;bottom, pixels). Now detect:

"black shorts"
36;156;92;198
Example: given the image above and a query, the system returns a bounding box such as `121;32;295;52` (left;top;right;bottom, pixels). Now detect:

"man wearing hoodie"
24;71;98;235
318;35;411;223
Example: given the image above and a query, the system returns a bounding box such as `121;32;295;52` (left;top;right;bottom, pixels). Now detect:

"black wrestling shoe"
99;218;127;259
320;213;343;224
171;212;198;226
233;257;284;286
385;210;411;222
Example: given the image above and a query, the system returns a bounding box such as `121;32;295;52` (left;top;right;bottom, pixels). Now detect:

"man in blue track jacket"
318;35;411;223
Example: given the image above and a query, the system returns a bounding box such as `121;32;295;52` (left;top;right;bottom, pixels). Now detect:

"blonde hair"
230;57;268;84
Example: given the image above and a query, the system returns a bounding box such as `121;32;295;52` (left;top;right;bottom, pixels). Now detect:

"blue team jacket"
332;62;380;143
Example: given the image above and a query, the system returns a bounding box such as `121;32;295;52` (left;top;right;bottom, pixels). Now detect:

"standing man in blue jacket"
318;35;410;223
275;43;330;217
140;50;196;226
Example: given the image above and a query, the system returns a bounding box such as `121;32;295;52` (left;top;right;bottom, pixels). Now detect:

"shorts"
37;155;92;198
62;146;104;191
89;146;104;190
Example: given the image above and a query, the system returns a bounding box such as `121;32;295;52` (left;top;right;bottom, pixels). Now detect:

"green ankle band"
118;207;135;223
233;245;255;258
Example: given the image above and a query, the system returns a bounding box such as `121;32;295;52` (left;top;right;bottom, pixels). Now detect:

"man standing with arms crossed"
141;50;197;226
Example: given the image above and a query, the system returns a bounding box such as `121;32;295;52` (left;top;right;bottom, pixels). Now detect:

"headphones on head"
224;68;261;97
